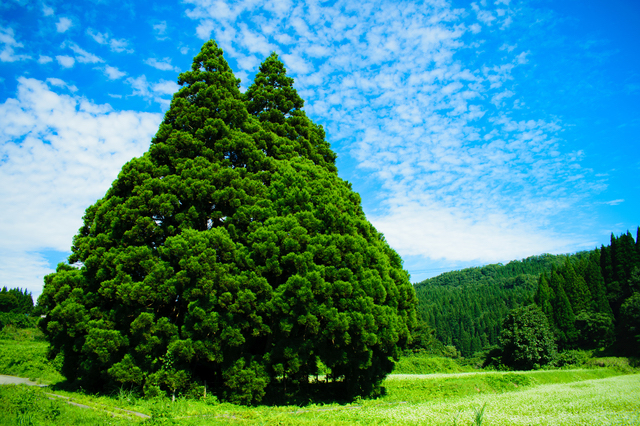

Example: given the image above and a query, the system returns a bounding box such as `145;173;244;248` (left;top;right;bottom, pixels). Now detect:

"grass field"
1;327;639;425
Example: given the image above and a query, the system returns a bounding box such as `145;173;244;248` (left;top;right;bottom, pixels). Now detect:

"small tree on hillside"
498;305;557;370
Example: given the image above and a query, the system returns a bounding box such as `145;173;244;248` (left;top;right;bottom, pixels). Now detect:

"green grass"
351;374;640;425
1;328;639;425
2;369;634;425
0;385;135;425
382;369;628;403
393;354;474;374
0;327;64;384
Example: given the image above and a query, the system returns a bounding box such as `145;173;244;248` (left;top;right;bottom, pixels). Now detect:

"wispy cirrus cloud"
86;28;134;53
126;74;177;108
144;57;180;72
63;41;103;63
182;0;600;267
0;78;161;297
153;21;169;40
152;80;180;96
600;199;624;206
0;26;31;62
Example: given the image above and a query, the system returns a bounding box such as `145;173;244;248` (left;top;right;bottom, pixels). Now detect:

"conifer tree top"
245;52;304;120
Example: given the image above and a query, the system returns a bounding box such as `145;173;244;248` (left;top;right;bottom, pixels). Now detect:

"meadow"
1;327;639;425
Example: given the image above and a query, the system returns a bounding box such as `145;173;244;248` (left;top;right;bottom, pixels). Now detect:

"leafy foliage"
37;41;416;404
496;305;557;370
619;292;640;354
0;287;33;314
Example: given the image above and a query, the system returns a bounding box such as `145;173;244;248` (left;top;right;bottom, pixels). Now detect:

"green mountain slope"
414;228;640;358
414;253;585;356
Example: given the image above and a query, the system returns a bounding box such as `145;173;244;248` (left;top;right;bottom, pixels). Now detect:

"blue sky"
1;0;638;299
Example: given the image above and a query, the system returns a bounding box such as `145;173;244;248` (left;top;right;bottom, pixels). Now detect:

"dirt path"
0;374;150;420
0;374;45;386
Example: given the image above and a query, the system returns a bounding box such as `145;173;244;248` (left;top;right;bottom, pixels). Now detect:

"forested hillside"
414;228;640;357
0;287;35;329
413;253;579;356
536;229;640;354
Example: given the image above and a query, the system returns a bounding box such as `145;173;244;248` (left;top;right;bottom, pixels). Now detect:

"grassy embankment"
1;327;639;425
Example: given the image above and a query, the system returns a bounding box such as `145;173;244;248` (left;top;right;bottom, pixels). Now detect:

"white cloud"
281;53;312;75
516;51;528;64
38;55;53;64
370;201;575;263
625;83;640;94
45;77;66;87
56;17;73;33
56;55;75;68
104;65;126;80
603;199;624;206
153;21;168;38
87;28;108;44
195;20;214;40
0;250;54;301
127;75;152;97
0;78;161;297
42;4;54;16
179;0;599;267
126;74;175;107
109;38;132;53
145;57;180;72
87;28;133;53
0;27;31;62
64;42;103;63
491;89;514;106
238;24;273;55
152;80;180;96
499;43;516;52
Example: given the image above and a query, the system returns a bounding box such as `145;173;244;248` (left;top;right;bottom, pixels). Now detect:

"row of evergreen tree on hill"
0;287;33;314
413;229;640;357
414;254;573;356
0;287;36;329
536;229;640;354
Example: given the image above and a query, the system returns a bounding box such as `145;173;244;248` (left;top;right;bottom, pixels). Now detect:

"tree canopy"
0;287;33;314
497;305;557;370
37;40;416;404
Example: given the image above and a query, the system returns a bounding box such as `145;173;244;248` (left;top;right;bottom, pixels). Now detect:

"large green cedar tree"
38;41;417;404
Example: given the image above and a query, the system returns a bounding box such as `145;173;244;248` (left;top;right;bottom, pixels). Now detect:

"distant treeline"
536;229;640;354
414;253;576;356
413;228;640;357
0;286;36;329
